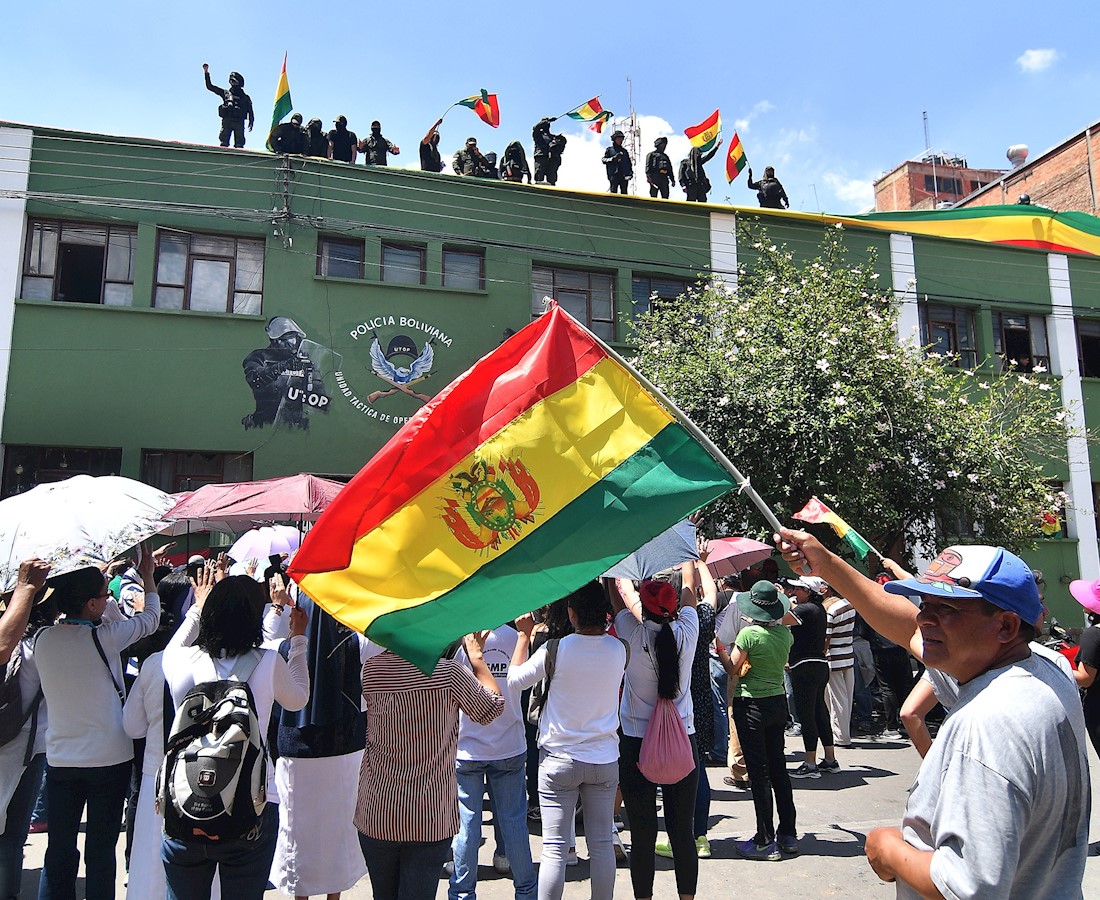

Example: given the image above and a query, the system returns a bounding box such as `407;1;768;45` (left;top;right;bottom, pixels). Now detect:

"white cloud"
734;100;775;134
823;172;875;210
1017;48;1060;73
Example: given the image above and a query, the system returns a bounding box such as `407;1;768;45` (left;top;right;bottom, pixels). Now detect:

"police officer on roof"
747;166;790;209
453;137;490;176
270;113;307;155
359;121;400;166
327;116;358;164
603;130;633;194
645;137;675;198
420;118;445;172
304;119;329;157
203;64;254;149
532;117;566;186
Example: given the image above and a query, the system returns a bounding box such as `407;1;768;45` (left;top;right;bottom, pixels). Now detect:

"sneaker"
785;723;802;736
565;848;579;867
695;836;712;858
526;806;542;823
790;762;820;779
818;758;840;773
492;854;510;875
612;831;628;861
654;840;673;859
613;815;625;832
777;833;799;856
722;776;750;789
734;838;781;861
442;861;454;877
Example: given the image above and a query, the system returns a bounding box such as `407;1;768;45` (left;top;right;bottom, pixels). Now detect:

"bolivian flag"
457;90;500;128
726;132;748;182
793;497;874;560
289;304;737;671
685;109;721;153
589;111;614;133
265;53;293;151
567;97;605;122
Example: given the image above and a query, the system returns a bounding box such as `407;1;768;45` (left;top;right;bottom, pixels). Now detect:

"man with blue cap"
776;529;1089;899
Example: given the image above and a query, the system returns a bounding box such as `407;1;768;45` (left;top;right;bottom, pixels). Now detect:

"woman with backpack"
718;580;798;861
160;574;309;900
613;563;701;900
508;581;627;900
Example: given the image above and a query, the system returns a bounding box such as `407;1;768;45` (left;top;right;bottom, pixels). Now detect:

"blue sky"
3;0;1097;213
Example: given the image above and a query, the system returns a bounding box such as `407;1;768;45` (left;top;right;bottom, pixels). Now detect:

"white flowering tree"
628;222;1076;562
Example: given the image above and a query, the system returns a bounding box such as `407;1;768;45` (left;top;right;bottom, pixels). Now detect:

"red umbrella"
705;536;774;578
164;473;346;533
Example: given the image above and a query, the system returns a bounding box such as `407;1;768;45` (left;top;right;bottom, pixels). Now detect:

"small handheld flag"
266;53;293;151
457;90;500;128
685;109;722;153
567;97;605;122
726;133;748;182
793;497;876;560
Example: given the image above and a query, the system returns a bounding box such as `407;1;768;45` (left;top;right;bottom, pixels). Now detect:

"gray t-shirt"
898;653;1090;899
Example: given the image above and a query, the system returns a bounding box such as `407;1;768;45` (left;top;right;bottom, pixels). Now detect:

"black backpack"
0;647;42;766
157;650;267;842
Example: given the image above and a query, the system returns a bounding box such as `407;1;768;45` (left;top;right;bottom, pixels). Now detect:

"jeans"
789;662;833;754
692;742;710;838
709;658;729;760
0;754;45;899
450;754;536;900
732;695;796;844
360;834;451;900
784;671;800;726
538;752;618;900
618;734;698;898
29;770;46;826
162;802;278;900
38;761;131;900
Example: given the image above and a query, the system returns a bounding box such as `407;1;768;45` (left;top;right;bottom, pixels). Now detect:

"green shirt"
734;623;793;699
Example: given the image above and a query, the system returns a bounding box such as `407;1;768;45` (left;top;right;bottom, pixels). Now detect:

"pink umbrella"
164;473;346;532
705;536;774;578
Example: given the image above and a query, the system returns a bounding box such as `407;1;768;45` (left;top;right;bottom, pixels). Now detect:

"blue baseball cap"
883;545;1041;624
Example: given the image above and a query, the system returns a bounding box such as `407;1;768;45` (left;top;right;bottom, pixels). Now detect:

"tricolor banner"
457;90;500;128
265;53;293;151
289;304;737;670
793;496;874;560
726;132;748;182
685;109;722;153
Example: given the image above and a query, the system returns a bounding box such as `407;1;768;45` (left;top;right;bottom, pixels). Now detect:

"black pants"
218;118;246;148
649;175;670;199
609;176;629;194
534;157;560;185
789;662;833;754
732;694;796;844
874;646;915;728
685;185;708;202
619;733;699;898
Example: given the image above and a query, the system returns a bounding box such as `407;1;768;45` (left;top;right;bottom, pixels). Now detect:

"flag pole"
438;102;459;123
545;299;790;539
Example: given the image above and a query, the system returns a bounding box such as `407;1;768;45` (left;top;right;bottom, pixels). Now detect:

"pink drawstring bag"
637;696;695;784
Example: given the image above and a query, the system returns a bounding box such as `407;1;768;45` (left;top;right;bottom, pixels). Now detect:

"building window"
317;237;364;279
993;312;1050;373
532;265;615;340
631;275;692;318
1076;319;1100;378
919;302;977;369
22;220;137;306
140;450;254;494
381;242;426;285
154;231;264;314
923;175;963;196
442;247;485;291
1;445;123;498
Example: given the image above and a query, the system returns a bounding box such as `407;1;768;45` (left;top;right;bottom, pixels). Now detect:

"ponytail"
654;621;679;699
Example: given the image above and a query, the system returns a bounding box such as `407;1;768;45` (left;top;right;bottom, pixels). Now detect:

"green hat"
736;580;790;623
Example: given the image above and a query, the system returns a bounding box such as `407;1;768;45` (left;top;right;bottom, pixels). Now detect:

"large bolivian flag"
289;304;737;671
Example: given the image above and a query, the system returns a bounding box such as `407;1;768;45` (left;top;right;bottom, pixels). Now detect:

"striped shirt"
825;597;856;670
355;650;504;842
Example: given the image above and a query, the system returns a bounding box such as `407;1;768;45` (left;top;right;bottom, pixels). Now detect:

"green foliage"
627;221;1074;563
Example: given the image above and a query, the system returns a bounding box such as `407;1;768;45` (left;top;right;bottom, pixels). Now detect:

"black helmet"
611;130;625;140
229;72;244;88
654;137;667;148
266;316;305;341
1018;193;1032;205
290;113;303;125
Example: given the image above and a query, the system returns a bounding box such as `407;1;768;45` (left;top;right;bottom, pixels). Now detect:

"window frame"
442;246;486;291
153;229;265;314
918;300;978;369
21;218;138;306
317;236;366;279
992;311;1050;373
1076;318;1100;378
631;274;693;319
380;241;427;286
531;264;616;341
1;445;123;499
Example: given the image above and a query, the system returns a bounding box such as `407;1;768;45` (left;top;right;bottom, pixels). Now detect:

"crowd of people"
202;66;789;207
0;516;1096;899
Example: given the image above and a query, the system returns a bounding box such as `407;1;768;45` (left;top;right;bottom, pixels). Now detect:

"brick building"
874;154;1005;212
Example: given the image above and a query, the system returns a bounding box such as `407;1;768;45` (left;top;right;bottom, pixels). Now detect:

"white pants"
826;667;854;746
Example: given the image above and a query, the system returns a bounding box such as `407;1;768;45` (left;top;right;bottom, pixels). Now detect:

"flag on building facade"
726;132;748;182
457;90;500;128
266;53;293;151
589;111;614;133
567;97;605;122
288;304;737;671
685;109;722;153
793;496;874;560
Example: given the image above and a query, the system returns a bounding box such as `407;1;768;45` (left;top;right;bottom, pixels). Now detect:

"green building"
1;122;1097;620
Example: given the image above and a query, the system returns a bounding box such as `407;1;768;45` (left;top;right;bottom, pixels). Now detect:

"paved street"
19;730;1100;898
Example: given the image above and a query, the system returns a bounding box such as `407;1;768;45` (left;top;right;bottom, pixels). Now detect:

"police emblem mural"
442;457;541;551
241;317;337;431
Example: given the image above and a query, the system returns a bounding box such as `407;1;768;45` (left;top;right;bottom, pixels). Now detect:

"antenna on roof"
610;77;641;196
923;111;931;153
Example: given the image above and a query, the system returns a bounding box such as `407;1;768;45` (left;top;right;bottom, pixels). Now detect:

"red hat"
639;580;678;619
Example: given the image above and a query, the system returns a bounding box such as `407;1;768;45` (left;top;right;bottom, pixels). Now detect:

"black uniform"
270;121;307;155
747;173;790;209
205;71;254;149
532;119;565;185
500;141;531;183
603;144;633;194
304;121;329;157
645;147;674;198
328;125;358;163
420;138;444;172
360;128;397;166
681;145;718;202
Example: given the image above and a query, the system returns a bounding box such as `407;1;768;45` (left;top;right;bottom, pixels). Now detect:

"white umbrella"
228;525;301;564
0;475;175;591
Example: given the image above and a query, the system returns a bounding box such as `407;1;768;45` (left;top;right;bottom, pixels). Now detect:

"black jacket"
603;145;633;180
270;122;306;155
645;150;673;181
747;175;789;209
